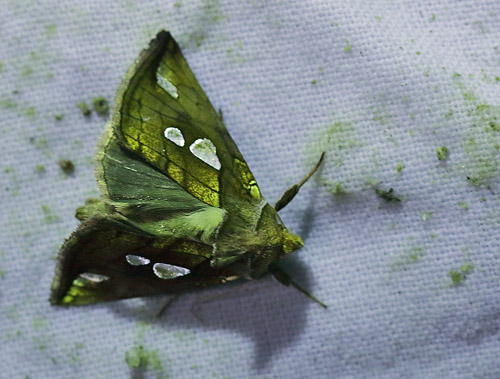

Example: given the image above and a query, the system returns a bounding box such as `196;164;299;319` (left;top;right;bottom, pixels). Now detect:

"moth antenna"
271;266;327;309
274;152;326;212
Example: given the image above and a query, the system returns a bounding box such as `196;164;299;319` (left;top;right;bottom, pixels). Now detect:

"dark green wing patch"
96;125;225;243
50;216;239;306
111;30;261;209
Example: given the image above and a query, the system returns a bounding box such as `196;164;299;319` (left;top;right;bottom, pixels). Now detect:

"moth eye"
153;263;191;279
78;272;109;283
156;68;178;99
125;254;151;266
163;127;185;147
189;138;221;170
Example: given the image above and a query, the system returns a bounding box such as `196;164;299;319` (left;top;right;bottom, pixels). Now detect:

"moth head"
281;229;304;254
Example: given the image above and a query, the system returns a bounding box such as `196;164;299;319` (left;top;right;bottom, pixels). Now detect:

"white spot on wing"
189;138;221;170
153;263;190;280
126;254;151;266
156;72;178;99
79;272;109;283
164;127;185;147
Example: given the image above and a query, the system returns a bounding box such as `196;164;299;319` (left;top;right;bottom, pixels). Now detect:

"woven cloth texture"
1;1;500;378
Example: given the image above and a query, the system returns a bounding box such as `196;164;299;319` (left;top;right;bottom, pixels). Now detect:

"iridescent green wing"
96;125;225;244
111;31;262;211
50;216;237;306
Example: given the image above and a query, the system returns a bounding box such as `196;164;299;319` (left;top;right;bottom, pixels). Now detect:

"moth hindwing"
50;30;322;307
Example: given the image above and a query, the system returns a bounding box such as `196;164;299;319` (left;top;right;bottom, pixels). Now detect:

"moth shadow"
108;261;315;371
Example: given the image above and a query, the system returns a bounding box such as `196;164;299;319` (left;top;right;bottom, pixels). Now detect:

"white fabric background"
1;0;500;378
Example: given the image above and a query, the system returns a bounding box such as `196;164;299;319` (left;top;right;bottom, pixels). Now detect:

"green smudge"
419;211;433;221
311;80;317;85
344;45;352;52
444;108;453;118
463;91;477;101
460;262;474;275
174;1;181;7
0;60;3;72
33;317;49;330
58;159;75;175
54;114;64;121
92;97;109;116
436;146;448;160
375;15;381;21
458;201;469;210
25;106;35;118
375;187;400;203
41;204;59;222
430;13;436;21
391;246;425;271
449;270;464;284
372;106;392;125
327;182;347;196
318;120;357;167
125;345;162;370
35;164;45;173
450;261;474;285
21;66;33;78
0;99;17;109
77;101;91;116
29;136;50;157
396;161;403;173
44;24;57;38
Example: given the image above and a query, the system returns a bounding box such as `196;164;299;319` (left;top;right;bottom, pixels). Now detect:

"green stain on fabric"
54;114;64;121
44;24;57;38
21;66;33;78
41;204;59;222
58;159;74;175
372;106;392;126
396;161;404;173
344;44;352;52
449;261;474;285
35;164;45;173
390;246;425;271
92;97;109;116
315;120;358;167
458;201;469;210
375;187;401;203
25;106;35;118
326;182;347;196
436;146;448;160
449;270;464;284
77;101;91;116
125;345;163;372
183;0;226;48
0;99;17;108
461;101;500;186
419;211;433;221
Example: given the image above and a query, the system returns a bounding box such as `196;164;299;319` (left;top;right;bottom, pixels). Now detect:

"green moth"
50;31;325;308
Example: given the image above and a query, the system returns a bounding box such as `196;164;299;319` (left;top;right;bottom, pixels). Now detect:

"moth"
50;31;326;308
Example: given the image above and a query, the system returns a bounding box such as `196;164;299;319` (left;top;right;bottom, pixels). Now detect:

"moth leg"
271;266;327;309
274;152;326;212
156;293;182;318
